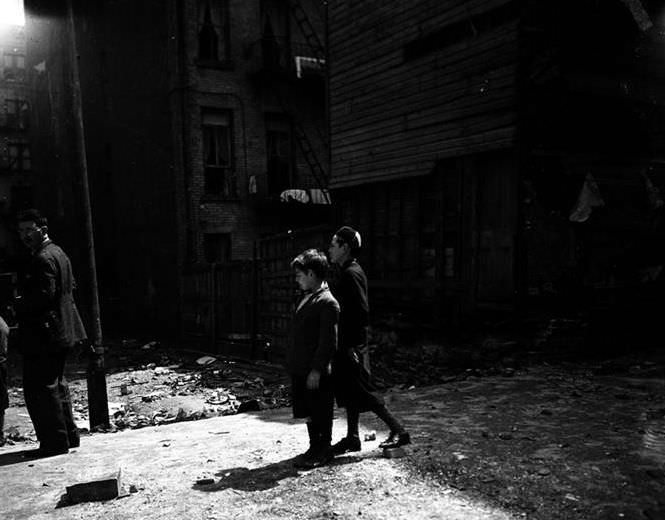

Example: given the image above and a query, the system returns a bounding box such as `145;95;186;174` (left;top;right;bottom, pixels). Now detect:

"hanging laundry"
280;189;310;204
569;173;605;222
308;189;331;205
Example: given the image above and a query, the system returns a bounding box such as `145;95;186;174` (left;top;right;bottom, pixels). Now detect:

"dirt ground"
1;329;664;519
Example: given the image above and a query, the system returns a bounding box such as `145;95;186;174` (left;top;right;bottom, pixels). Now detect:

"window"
204;233;231;263
202;110;235;196
197;1;229;63
3;53;25;81
5;99;29;129
7;142;31;172
261;1;290;71
265;114;294;195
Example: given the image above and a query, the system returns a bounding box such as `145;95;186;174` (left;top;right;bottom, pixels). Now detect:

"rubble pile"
64;340;291;433
369;328;522;389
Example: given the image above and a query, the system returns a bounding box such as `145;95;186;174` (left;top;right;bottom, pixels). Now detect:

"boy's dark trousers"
22;348;78;451
293;372;334;453
307;383;334;450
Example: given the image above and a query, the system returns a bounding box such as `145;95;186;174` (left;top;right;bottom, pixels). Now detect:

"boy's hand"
306;369;321;390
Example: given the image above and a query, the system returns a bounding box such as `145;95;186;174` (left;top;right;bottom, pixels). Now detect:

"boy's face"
294;268;317;292
328;235;347;265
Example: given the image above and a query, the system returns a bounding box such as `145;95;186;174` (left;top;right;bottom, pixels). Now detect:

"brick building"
0;18;32;264
24;0;329;336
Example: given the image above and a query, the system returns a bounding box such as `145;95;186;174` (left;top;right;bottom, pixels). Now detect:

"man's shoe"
23;446;69;459
68;431;80;448
331;436;361;455
379;431;411;449
295;445;333;469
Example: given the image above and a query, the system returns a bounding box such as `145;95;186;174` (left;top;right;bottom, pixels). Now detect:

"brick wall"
181;0;328;263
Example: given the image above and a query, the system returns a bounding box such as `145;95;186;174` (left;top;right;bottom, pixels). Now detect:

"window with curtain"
202;110;235;196
197;1;230;63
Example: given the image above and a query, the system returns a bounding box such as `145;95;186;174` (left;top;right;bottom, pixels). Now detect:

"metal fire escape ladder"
273;86;329;194
287;0;327;63
268;0;329;198
294;119;330;196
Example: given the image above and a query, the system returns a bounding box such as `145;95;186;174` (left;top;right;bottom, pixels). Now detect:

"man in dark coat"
328;226;410;454
16;209;87;457
287;249;339;468
0;315;9;444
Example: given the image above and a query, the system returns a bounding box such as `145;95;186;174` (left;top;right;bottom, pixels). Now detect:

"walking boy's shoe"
379;431;411;449
331;435;361;455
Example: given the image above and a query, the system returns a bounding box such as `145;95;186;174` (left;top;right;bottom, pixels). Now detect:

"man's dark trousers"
23;348;78;451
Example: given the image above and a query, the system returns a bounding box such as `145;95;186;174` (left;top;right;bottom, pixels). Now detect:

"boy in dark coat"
328;226;410;454
16;209;87;458
287;249;340;468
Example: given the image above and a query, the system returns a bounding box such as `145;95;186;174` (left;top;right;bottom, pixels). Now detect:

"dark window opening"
261;1;290;71
202;110;236;197
204;233;231;263
265;114;295;195
5;99;29;129
7;142;31;172
197;1;230;63
3;53;25;81
198;4;219;60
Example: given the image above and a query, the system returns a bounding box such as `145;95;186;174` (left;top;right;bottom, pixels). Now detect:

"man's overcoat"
18;240;87;352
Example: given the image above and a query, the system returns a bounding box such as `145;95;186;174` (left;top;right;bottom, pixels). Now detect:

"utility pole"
64;0;109;430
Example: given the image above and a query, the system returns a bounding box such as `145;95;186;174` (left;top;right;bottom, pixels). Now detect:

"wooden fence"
180;226;331;359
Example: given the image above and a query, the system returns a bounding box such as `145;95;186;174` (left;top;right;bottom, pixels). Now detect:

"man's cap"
335;226;362;250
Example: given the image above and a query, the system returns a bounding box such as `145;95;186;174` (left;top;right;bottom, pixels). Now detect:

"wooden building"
327;0;665;328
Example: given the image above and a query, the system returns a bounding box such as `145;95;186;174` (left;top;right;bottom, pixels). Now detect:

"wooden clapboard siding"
329;0;520;188
331;39;518;126
334;77;516;154
329;0;514;64
331;30;517;124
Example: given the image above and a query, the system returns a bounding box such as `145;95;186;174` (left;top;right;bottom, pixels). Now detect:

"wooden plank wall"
180;262;254;354
328;0;519;188
334;176;446;322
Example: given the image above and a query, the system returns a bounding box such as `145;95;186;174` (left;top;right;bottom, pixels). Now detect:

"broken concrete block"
65;468;122;504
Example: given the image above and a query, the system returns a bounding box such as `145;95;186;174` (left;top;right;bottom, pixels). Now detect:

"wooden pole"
65;0;109;429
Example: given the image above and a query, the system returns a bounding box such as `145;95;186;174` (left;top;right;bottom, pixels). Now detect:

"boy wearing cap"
328;226;410;454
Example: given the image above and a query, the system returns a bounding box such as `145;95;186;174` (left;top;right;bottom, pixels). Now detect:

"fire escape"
253;0;330;202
